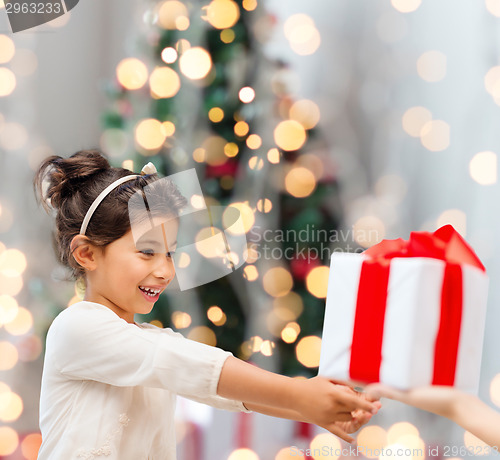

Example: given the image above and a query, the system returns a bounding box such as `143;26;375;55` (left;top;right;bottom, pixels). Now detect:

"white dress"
38;300;250;460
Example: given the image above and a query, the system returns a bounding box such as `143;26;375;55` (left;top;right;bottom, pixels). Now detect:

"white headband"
79;162;157;235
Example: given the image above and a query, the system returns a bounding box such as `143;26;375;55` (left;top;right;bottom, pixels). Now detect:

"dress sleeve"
50;304;233;400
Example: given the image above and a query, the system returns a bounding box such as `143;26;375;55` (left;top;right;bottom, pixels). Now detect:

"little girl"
33;149;380;459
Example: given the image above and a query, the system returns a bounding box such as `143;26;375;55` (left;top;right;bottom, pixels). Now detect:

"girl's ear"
70;235;100;271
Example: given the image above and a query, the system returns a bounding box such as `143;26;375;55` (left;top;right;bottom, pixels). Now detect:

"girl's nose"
153;254;176;281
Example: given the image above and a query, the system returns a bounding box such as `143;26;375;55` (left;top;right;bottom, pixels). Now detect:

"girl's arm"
365;384;500;449
217;356;380;443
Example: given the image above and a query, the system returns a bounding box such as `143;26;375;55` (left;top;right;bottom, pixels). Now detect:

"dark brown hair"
33;149;187;283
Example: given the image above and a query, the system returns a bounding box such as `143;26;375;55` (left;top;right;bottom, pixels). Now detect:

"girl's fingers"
365;383;405;402
334;412;354;422
337;391;378;413
327;424;355;444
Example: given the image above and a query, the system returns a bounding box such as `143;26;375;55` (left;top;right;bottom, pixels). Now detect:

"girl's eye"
166;251;174;258
140;249;155;256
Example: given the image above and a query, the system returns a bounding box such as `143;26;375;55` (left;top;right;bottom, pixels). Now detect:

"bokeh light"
0;35;15;64
116;58;148;90
490;373;500;407
284;14;321;55
228;448;259;460
295;336;321;368
242;0;257;11
284;167;316;198
469;151;497;185
171;311;192;329
21;433;42;460
256;198;272;213
391;0;421;13
234;121;250;137
0;391;23;422
0;426;18;456
273;292;304;321
158;1;189;30
263;267;293;297
486;0;500;16
305;266;329;298
187;326;217;346
464;431;490;455
4;307;33;336
203;135;227;165
402;106;432;137
135;118;166;150
224;142;239;157
387;422;419;444
179;47;212;80
289;99;320;129
417;50;447;82
161;47;178;64
221;29;236;43
224;202;255;234
310;433;341;460
274;120;307;151
243;264;259;281
0;248;27;276
17;334;42;362
281;322;300;344
0;295;18;326
0;341;18;370
353;216;386;248
239;86;255;103
0;122;28;150
204;0;240;29
357;426;388;458
275;446;305;460
209;107;224;122
0;68;16;97
247;134;262;150
162;121;176;136
149;67;181;98
207;305;227;326
436;209;466;236
267;148;281;164
484;66;500;98
420;120;450;151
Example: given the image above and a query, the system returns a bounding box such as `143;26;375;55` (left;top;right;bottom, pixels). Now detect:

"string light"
402;106;432;137
179;47;212;80
263;267;293;297
0;68;16;97
469;151;497;185
204;0;240;29
116;58;148;90
149;67;180;98
0;35;15;64
135;118;166;150
274;120;306;151
295;336;321;368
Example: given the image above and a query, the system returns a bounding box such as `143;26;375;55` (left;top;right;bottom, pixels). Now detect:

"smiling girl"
33;150;380;459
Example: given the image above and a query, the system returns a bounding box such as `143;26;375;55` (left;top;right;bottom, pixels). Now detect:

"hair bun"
33;149;111;212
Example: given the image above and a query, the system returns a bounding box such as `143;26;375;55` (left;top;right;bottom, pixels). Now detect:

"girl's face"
84;218;178;323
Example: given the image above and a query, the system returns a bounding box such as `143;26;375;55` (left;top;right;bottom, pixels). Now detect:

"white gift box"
318;252;489;393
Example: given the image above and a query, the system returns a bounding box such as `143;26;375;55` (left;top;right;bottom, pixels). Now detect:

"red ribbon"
349;225;485;385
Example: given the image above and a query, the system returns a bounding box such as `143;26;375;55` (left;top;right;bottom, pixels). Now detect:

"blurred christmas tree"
101;0;345;377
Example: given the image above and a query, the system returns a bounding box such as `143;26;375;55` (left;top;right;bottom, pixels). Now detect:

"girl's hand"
294;377;380;443
364;383;460;419
334;384;382;434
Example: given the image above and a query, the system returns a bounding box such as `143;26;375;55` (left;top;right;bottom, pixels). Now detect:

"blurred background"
1;0;500;458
